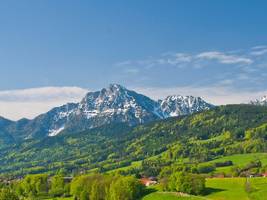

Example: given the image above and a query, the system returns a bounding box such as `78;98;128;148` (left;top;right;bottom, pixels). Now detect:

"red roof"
140;178;151;185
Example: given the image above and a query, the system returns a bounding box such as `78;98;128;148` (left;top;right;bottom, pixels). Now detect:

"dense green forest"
1;104;267;177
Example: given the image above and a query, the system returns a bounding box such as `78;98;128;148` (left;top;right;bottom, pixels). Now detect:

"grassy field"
107;153;167;174
205;178;249;200
141;177;267;200
209;153;267;166
205;177;267;200
108;153;267;175
107;160;142;173
142;192;206;200
207;153;267;174
248;178;267;200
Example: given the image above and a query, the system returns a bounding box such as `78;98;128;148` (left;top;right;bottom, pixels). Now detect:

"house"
140;177;157;187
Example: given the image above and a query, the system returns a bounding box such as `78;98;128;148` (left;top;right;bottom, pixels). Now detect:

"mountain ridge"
0;84;214;141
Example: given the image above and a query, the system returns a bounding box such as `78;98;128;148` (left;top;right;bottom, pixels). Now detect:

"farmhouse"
140;177;157;186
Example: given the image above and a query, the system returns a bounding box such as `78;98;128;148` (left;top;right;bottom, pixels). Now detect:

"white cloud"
196;51;253;64
116;49;256;73
115;60;132;66
217;79;234;86
252;45;267;50
124;68;139;74
0;87;88;120
115;52;192;71
133;86;267;105
250;48;267;56
159;53;192;65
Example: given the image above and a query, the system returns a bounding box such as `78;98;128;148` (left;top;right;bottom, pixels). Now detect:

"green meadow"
105;153;267;176
142;192;206;200
206;177;267;200
141;177;267;200
99;153;267;200
208;153;267;175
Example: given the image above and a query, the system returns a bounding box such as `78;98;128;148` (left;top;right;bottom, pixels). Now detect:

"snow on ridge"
260;95;267;102
159;95;213;117
48;126;65;137
251;95;267;105
42;85;213;137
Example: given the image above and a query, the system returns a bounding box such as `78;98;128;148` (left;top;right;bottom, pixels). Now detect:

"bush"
0;188;19;200
70;174;145;200
214;160;233;167
168;172;206;195
49;175;66;197
197;163;215;174
109;176;145;200
20;174;48;197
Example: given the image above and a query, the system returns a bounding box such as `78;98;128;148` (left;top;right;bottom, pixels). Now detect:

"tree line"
0;173;146;200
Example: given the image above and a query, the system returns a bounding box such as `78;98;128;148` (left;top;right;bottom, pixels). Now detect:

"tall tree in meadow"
49;174;65;197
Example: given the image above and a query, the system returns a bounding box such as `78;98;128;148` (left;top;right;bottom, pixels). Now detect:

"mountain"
160;95;213;117
0;84;214;141
70;84;163;127
251;95;267;106
0;117;15;145
0;117;13;130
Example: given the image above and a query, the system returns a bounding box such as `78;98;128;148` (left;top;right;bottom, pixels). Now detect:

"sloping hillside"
1;104;267;176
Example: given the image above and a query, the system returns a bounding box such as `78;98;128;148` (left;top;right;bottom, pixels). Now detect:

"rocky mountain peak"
251;95;267;106
160;95;213;117
0;84;215;139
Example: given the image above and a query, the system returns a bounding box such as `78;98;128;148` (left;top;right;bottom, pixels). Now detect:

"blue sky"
1;0;267;119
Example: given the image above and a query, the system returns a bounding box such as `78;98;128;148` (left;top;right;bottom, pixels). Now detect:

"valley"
1;1;267;199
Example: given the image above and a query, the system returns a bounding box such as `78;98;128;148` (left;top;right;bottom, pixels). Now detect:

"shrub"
168;172;206;195
214;160;233;167
0;188;19;200
197;163;215;174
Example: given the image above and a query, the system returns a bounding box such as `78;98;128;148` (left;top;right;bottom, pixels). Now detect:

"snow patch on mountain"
250;95;267;106
48;126;65;137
